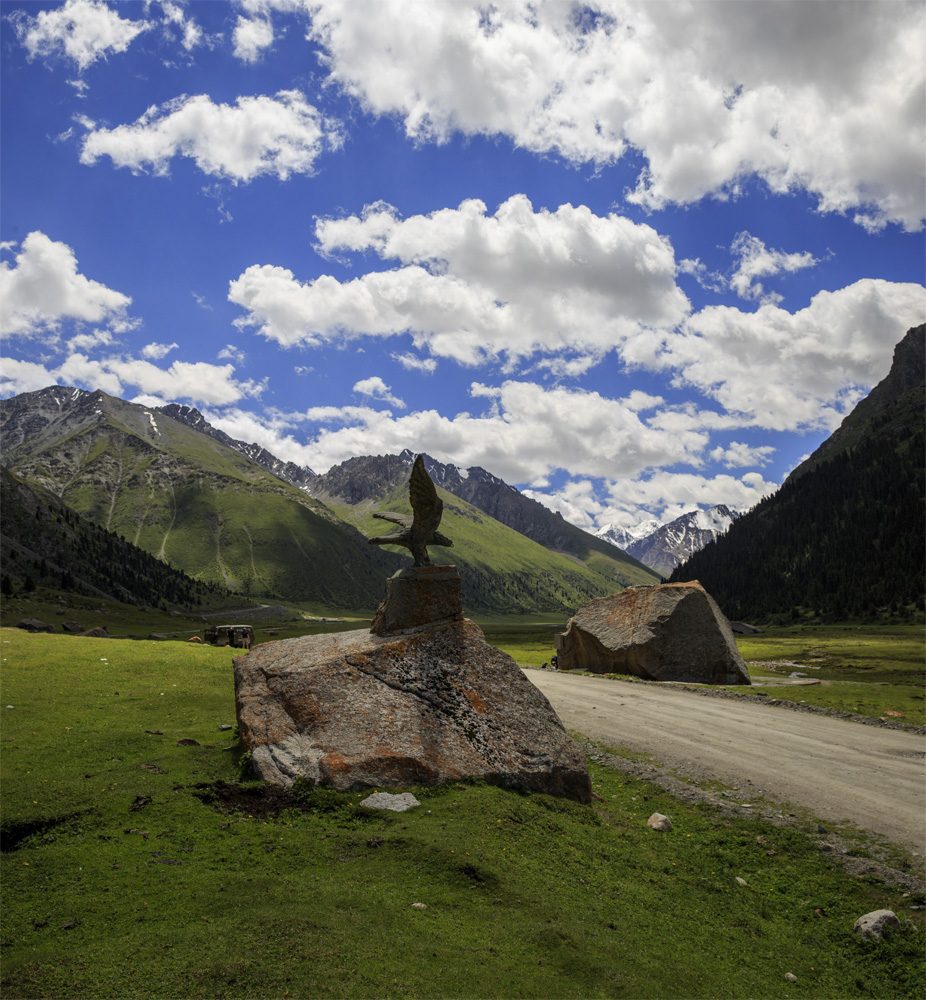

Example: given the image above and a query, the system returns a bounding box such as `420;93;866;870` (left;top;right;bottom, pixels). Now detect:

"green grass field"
1;626;923;999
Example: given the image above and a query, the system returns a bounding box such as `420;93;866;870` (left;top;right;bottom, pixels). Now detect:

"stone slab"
370;564;463;635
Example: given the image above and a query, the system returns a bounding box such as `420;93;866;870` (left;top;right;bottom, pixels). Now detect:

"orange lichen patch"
462;688;487;714
320;751;351;780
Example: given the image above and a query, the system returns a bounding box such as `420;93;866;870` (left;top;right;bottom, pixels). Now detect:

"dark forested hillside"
670;324;925;622
0;466;223;609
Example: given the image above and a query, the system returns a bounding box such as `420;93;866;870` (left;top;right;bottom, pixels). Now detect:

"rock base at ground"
555;581;751;684
234;618;591;803
370;564;463;635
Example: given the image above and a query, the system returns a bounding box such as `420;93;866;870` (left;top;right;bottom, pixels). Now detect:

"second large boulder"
554;581;751;684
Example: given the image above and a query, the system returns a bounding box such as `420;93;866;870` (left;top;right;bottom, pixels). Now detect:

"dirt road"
527;670;926;854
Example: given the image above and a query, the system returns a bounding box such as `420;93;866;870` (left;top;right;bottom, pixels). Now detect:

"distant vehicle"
204;625;254;648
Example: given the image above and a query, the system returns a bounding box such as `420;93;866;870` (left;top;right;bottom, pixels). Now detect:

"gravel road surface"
527;670;926;854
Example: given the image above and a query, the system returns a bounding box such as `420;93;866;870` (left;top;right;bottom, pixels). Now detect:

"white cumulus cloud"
230;195;689;365
729;231;819;304
11;0;150;71
68;329;114;352
233;15;274;62
160;2;208;52
250;379;712;484
658;279;926;432
217;344;246;363
79;90;342;182
0;231;134;337
709;441;776;469
391;351;437;374
141;341;179;360
352;376;405;409
297;0;924;230
528;468;778;531
0;351;264;408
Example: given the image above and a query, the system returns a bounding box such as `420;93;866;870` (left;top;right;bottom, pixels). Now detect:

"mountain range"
0;386;401;610
303;450;659;611
3;322;920;621
151;408;727;576
670;323;925;622
595;506;740;576
0;387;658;614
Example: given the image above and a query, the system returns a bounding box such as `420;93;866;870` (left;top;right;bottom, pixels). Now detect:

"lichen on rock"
234;619;591;803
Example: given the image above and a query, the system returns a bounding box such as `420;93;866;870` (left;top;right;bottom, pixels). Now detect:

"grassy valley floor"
1;625;923;999
484;620;926;728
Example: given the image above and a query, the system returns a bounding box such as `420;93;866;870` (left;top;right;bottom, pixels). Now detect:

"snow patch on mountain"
596;505;740;576
595;519;663;549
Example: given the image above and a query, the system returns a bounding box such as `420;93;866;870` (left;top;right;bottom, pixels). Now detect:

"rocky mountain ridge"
308;450;658;588
594;518;663;551
596;506;740;576
158;403;316;489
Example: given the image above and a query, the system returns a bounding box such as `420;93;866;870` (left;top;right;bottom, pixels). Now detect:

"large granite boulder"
234;618;591;803
554;581;751;685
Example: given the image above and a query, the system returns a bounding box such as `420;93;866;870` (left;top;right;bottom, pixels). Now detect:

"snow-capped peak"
595;505;739;575
595;518;663;549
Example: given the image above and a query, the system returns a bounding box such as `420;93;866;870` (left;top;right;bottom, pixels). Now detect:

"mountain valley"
2;323;922;623
0;387;658;614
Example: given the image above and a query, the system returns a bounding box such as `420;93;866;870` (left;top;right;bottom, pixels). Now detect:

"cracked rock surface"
234;620;590;803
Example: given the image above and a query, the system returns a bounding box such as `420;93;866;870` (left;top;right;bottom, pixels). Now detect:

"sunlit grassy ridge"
1;627;923;999
330;481;655;615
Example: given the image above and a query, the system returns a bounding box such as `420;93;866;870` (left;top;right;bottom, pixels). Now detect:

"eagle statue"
368;454;454;566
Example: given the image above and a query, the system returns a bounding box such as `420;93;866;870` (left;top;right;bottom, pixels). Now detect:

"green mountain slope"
309;453;660;597
0;387;401;608
315;462;656;614
0;465;220;609
670;324;926;622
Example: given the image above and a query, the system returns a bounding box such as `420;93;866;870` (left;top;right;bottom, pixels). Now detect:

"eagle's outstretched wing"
373;511;413;528
408;455;443;535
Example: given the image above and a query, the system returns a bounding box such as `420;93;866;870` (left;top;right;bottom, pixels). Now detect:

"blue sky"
1;0;924;533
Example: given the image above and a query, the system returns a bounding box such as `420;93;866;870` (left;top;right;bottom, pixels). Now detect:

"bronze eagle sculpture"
368;454;454;566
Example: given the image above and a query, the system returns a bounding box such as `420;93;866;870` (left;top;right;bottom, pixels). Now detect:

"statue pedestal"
370;564;463;635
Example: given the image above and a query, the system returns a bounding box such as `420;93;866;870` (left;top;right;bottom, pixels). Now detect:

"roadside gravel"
526;668;926;893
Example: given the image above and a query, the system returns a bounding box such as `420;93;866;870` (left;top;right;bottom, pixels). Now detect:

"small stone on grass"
647;813;672;831
854;909;900;939
361;792;421;812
